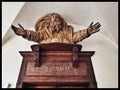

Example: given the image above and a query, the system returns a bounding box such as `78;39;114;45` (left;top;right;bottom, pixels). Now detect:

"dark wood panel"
16;43;97;88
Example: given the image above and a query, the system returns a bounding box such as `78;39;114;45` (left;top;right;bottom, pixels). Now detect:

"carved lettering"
26;62;87;76
41;65;71;72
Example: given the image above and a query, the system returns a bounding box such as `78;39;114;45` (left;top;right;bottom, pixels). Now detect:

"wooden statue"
11;13;101;44
11;13;101;88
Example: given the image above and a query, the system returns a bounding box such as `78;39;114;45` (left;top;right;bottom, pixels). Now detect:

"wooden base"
16;43;97;88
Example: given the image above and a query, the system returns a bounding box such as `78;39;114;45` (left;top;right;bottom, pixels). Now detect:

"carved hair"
35;13;68;32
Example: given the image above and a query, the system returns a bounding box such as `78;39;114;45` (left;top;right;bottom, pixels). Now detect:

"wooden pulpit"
16;43;97;88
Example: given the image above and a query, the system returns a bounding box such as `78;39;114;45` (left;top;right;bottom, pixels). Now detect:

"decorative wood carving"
16;43;97;88
72;46;79;68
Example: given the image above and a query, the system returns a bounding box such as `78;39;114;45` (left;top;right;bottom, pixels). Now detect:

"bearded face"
50;13;63;32
35;13;66;33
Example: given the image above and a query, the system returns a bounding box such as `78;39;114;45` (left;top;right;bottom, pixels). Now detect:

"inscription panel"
26;62;87;76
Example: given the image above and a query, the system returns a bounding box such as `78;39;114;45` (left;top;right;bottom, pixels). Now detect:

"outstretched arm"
11;23;43;43
73;22;101;43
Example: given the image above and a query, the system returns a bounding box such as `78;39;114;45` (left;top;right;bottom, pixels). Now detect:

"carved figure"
11;13;101;44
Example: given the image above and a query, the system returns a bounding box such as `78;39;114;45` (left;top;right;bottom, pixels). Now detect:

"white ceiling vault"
2;2;118;88
2;2;118;46
2;2;25;42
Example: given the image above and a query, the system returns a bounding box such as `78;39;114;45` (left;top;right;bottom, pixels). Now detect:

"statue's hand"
87;22;101;35
11;23;26;37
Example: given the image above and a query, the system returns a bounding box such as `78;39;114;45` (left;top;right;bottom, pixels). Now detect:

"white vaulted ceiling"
2;2;118;88
2;2;25;43
2;2;118;45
